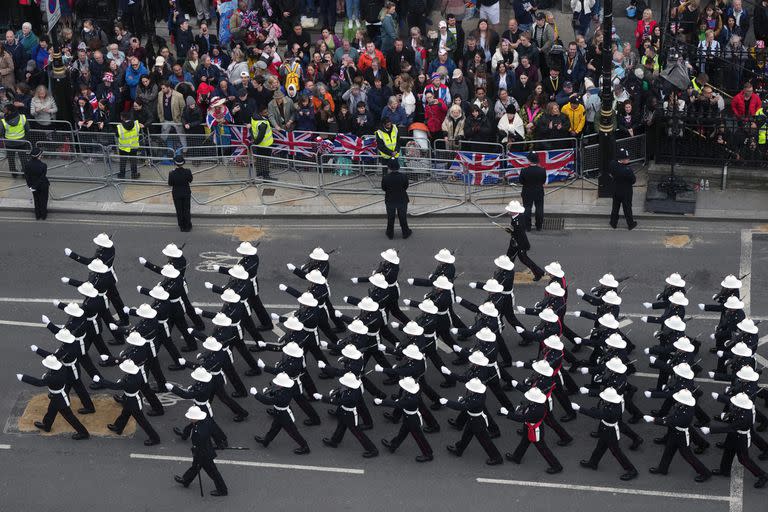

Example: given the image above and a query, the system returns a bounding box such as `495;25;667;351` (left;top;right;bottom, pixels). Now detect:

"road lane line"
0;320;46;328
0;444;10;449
476;478;733;502
129;453;364;474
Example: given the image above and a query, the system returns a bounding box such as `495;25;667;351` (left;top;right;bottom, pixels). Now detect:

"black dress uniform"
142;252;206;330
189;326;248;394
376;353;441;432
33;333;95;414
443;362;506;437
320;346;377;427
18;360;90;439
377;380;434;462
275;307;334;362
176;414;229;496
444;382;503;465
351;251;410;324
46;305;105;387
512;371;574;444
134;287;187;367
117;337;165;416
260;350;321;425
519;155;547;231
24;147;49;220
505;210;545;279
184;346;250;420
140;261;204;345
609;148;637;230
319;378;379;457
502;391;563;473
63;273;128;340
168;156;193;232
648;398;711;481
217;252;273;331
381;166;412;239
284;273;347;333
169;378;228;446
392;315;454;388
99;367;161;445
334;310;396;378
252;377;311;454
67;239;130;325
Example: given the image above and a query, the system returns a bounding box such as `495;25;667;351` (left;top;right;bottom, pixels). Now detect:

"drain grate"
542;217;565;230
262;188;276;197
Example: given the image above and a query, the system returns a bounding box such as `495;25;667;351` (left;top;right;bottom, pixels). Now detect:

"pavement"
0;212;767;511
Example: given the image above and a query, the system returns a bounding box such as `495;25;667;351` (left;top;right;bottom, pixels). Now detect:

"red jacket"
634;20;657;49
424;98;448;134
731;91;762;119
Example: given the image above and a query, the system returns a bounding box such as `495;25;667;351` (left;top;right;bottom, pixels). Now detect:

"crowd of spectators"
0;0;765;162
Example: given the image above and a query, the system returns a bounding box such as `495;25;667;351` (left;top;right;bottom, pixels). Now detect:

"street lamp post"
597;0;615;197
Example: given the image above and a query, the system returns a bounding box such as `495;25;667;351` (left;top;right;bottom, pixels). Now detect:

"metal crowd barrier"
106;146;176;203
581;133;647;175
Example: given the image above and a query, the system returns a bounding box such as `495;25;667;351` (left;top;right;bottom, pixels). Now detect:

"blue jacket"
380;105;409;127
427;57;456;77
125;62;148;99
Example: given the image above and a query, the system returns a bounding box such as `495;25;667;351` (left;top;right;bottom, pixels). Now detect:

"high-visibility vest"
2;115;26;140
376;126;399;159
117;121;140;152
757;108;767;145
250;119;273;147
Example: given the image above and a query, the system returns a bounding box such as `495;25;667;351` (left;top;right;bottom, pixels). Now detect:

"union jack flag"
506;150;576;183
230;125;251;164
272;130;316;156
332;133;377;161
451;152;504;185
205;108;233;129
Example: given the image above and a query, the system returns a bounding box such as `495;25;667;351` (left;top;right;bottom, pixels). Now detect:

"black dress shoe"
447;418;462;430
89;381;105;389
173;427;189;440
322;437;338;448
556;438;572;447
439;380;456;388
34;421;51;432
174;475;189;487
580;460;598;470
505;453;521;464
430;402;443;410
233;414;247;423
415;454;433;462
167;364;185;371
294;446;310;455
423;425;440;434
560;414;576;423
381;439;396;453
253;436;268;446
649;467;667;475
231;391;247;398
386;232;394;240
629;438;644;451
71;432;90;440
590;431;599;438
653;437;667;445
147;409;164;417
755;475;768;488
628;222;638;231
210;490;228;497
446;445;461;456
621;469;638;481
144;438;160;446
244;368;261;376
546;466;563;474
609;223;617;229
362;449;379;458
359;424;373;431
711;469;730;477
486;458;503;465
78;408;95;415
303;418;321;426
403;231;412;239
107;424;121;433
695;472;711;482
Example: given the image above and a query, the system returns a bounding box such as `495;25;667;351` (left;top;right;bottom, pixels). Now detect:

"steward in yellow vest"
376;118;400;171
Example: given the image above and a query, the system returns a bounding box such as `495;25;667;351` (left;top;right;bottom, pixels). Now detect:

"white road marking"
759;335;768;347
0;320;46;328
0;444;10;449
129;453;364;475
617;318;633;328
436;340;452;354
476;478;733;502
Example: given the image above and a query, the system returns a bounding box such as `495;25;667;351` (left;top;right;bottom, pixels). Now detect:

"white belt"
233;322;243;340
303;326;317;333
110;267;118;283
125;390;143;409
341;405;359;426
49;387;70;407
62;360;79;380
210;368;227;384
274;404;295;422
436;310;449;315
139;365;147;383
87;315;100;334
194;399;213;417
675;425;690;445
468;410;489;426
148;340;157;358
292;375;304;394
224;347;234;363
158;319;171;337
737;429;752;447
489;360;501;379
242;300;252;317
602;419;620;440
501;290;514;296
403;408;423;427
250;276;259;295
170;296;187;313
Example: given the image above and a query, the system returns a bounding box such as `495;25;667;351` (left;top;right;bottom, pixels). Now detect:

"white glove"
92;375;101;383
204;282;213;290
455;296;463;303
643;302;652;309
500;406;509;416
700;427;710;435
403;299;411;306
374;364;383;372
511;379;518;387
644;391;652;398
109;323;118;330
649;356;656;364
342;296;349;303
30;344;38;352
407;278;414;285
439;398;448;405
716;351;723;358
250;387;258;395
17;374;23;381
468;282;478;289
643;415;655;423
100;354;109;361
123;307;130;314
579;367;589;375
164;383;173;391
574;337;582;344
313;393;323;400
138;257;147;265
441;366;451;375
335;310;342;318
576;288;585;297
377;343;386;352
178;358;186;366
41;315;49;324
64;248;72;256
187;328;194;334
212;264;220;271
374;398;383;405
515;326;524;334
711;392;719;400
52;300;60;307
270;313;279;320
641;316;648;323
257;341;267;348
571;403;581;411
320;341;328;349
573;311;581;317
287;263;296;271
452;344;462;353
516;306;525;313
194;308;203;315
318;361;326;369
136;285;143;293
514;361;525;368
351;277;359;283
698;303;705;311
278;284;288;292
579;386;589;395
450;328;458;335
644;348;650;355
257;359;265;369
61;277;69;283
390;322;400;329
710;334;715;340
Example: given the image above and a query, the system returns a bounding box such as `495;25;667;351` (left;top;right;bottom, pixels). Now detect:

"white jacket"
571;0;596;14
497;113;525;142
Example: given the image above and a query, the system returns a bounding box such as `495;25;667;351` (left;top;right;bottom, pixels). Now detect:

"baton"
198;471;204;497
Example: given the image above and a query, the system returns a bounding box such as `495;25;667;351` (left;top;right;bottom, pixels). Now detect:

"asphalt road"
0;212;766;512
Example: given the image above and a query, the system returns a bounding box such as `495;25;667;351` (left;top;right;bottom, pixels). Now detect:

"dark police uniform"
609;148;637;230
24;149;49;220
168;158;193;232
381;167;412;239
176;416;229;496
519;155;547;231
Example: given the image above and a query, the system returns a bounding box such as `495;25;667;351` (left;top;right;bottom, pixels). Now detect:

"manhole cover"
262;188;276;197
542;217;565;230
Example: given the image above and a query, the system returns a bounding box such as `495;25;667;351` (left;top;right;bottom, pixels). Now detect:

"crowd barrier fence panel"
188;153;254;205
0;139;33;192
107;145;176;203
252;151;323;206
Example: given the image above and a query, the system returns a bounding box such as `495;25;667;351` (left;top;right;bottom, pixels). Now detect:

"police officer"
376;117;400;173
23;147;49;220
168;154;193;232
250;110;273;179
116;112;142;179
380;150;411;240
0;105;30;178
519;152;547;231
609;147;637;230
